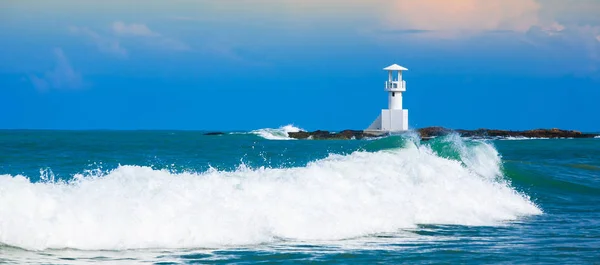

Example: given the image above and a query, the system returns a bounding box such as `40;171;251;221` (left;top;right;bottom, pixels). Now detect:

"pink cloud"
385;0;541;35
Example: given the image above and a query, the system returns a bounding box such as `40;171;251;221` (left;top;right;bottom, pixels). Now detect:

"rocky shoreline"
287;130;378;140
286;127;598;140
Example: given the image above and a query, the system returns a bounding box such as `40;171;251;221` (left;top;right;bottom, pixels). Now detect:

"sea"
0;125;599;264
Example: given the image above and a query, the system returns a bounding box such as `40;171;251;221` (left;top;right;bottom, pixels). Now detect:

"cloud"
112;21;159;37
70;22;189;56
525;23;600;75
111;21;189;51
69;26;128;57
384;0;541;37
367;0;600;75
29;48;84;91
540;22;566;36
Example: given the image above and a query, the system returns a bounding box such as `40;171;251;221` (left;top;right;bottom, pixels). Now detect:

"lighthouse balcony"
385;80;406;91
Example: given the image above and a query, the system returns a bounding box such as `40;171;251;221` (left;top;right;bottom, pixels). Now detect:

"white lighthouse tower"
365;64;409;132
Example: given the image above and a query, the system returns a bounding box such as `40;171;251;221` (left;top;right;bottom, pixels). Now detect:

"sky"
1;0;600;131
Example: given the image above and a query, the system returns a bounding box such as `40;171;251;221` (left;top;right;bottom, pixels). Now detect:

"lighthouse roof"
383;64;408;71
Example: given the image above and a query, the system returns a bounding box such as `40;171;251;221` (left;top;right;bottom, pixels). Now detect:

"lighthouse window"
392;92;395;97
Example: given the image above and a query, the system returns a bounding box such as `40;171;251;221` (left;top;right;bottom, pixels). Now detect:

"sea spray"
433;133;503;181
250;125;303;140
502;137;550;140
0;137;541;251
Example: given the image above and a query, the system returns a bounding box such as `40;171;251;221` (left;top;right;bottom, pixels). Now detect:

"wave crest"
250;125;303;140
0;137;541;251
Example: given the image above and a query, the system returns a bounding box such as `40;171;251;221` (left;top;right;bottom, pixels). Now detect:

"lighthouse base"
365;109;408;132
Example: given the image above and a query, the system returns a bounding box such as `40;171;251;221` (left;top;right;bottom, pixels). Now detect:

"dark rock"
288;130;382;140
288;127;599;140
288;131;311;139
421;127;597;139
204;132;225;136
417;127;452;138
338;130;364;139
312;130;332;139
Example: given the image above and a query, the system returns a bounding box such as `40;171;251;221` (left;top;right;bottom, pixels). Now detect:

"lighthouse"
365;64;409;132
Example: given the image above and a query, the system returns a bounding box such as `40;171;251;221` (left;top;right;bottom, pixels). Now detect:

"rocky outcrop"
204;132;225;136
416;127;452;138
288;130;380;140
287;127;598;140
433;128;596;139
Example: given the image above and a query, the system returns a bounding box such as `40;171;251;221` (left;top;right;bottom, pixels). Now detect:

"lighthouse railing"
385;80;405;90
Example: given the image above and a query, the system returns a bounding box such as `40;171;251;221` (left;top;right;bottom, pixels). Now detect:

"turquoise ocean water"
0;126;599;264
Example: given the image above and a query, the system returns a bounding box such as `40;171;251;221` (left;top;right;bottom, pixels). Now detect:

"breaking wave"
0;136;541;251
250;125;303;140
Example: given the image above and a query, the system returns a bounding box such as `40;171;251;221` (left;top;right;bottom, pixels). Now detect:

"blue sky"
1;0;600;131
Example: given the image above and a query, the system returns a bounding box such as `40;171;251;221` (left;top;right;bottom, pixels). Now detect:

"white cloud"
29;48;84;91
112;21;159;37
70;22;189;56
525;23;600;75
69;26;128;57
111;21;190;51
540;22;566;36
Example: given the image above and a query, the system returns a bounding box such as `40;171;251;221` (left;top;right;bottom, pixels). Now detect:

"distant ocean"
1;126;599;264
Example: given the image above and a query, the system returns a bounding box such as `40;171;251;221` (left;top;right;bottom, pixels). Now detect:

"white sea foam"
501;137;550;140
250;124;303;140
0;139;541;251
595;136;600;139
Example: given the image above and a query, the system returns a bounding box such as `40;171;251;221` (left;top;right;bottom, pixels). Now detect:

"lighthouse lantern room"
365;64;409;132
